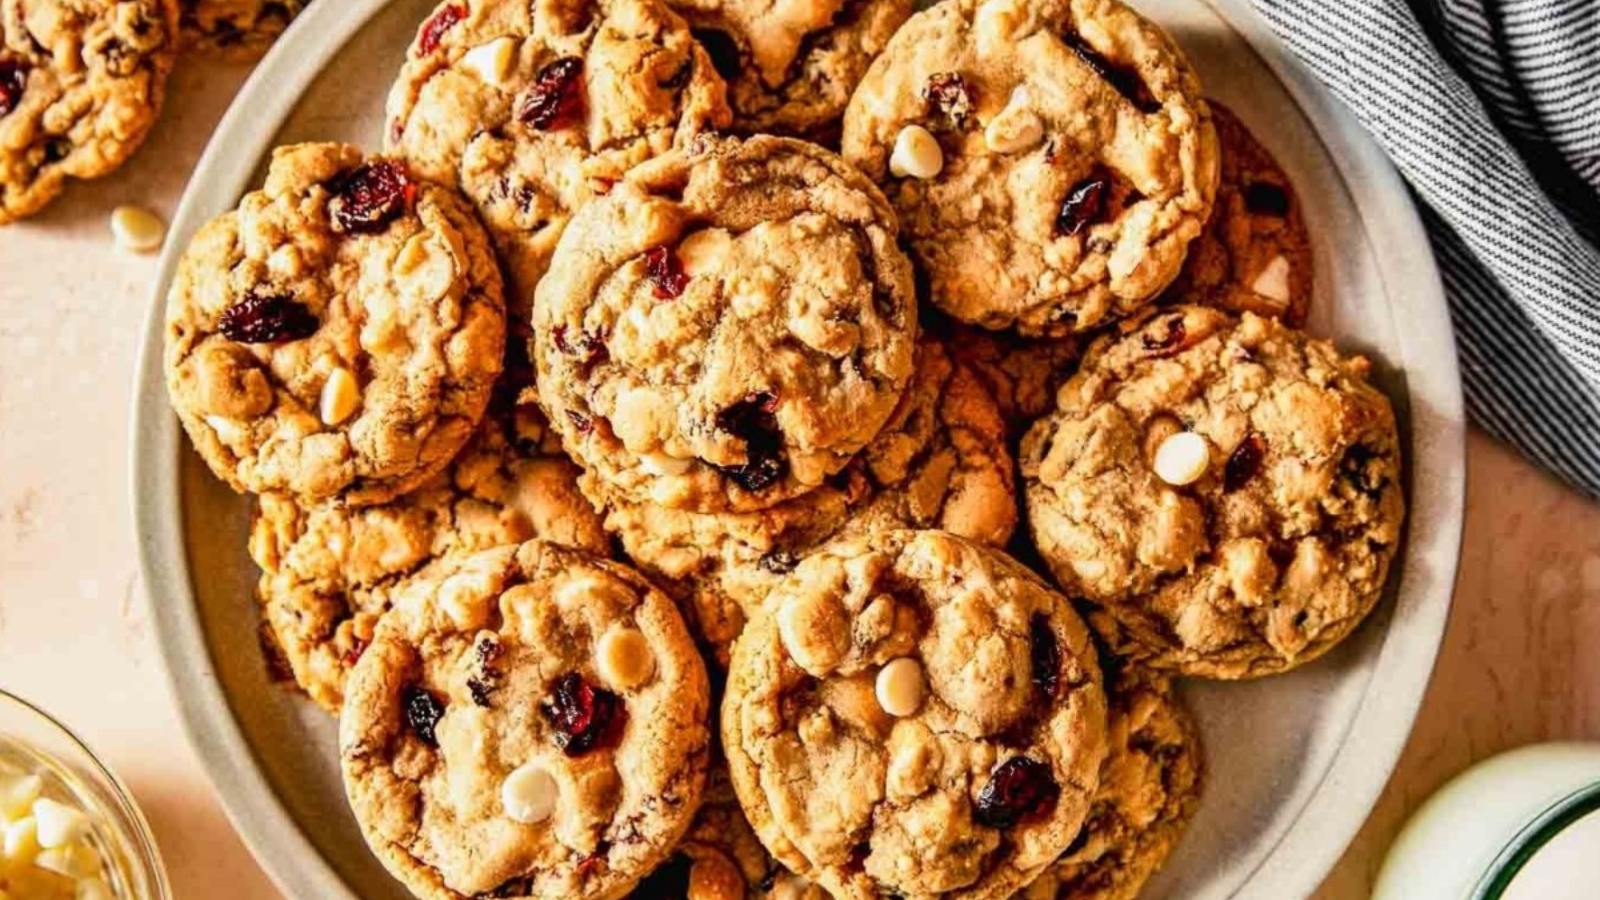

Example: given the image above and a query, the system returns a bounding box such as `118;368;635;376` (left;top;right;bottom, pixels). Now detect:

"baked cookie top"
594;338;1016;659
667;0;910;140
0;0;180;223
723;529;1108;900
1023;666;1201;900
250;400;609;713
386;0;730;340
841;0;1218;337
534;134;918;513
178;0;308;60
1020;305;1405;678
164;142;506;505
340;539;711;900
1167;101;1312;326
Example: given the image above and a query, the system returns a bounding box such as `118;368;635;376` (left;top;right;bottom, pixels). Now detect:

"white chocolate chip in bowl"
32;798;91;849
1153;431;1211;486
889;125;944;180
984;86;1045;154
596;627;655;691
501;763;559;824
1251;254;1292;303
875;657;926;718
109;205;166;254
319;367;361;426
461;37;518;86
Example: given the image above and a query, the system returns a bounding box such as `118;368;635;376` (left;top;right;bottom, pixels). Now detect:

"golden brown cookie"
164;142;506;505
1020;305;1405;678
944;322;1082;441
723;529;1108;900
340;540;710;900
178;0;308;60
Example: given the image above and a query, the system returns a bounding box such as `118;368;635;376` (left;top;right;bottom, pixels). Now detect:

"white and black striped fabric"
1250;0;1600;499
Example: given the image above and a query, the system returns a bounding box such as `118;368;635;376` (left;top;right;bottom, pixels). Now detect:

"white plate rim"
128;1;1468;897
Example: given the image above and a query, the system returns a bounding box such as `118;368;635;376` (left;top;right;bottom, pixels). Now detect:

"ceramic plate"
131;0;1466;897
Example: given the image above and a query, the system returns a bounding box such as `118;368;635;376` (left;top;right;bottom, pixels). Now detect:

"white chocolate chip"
1250;254;1292;303
3;816;39;862
204;415;246;447
461;37;518;86
32;799;90;850
0;773;42;820
501;763;559;824
554;572;634;613
875;657;926;718
319;367;361;426
77;879;114;900
639;451;692;476
35;841;101;879
597;627;655;690
984;86;1045;154
109;205;166;254
1152;431;1211;486
889;125;943;180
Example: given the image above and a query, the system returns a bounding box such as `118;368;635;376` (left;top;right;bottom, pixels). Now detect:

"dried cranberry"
1056;174;1109;237
1224;434;1267;492
975;757;1060;829
467;677;495;707
1030;615;1061;699
1243;182;1290;217
1140;314;1189;357
1063;32;1160;113
0;60;28;119
519;57;585;130
341;637;369;669
692;29;742;81
714;391;788;492
418;3;465;55
328;161;416;235
552;325;605;362
543;672;621;756
922;72;974;128
403;686;445;746
759;550;799;575
644;246;689;299
631;854;692;898
566;410;594;434
1340;444;1387;498
218;292;318;343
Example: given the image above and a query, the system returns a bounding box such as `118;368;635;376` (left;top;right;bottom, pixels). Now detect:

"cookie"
944;323;1081;441
178;0;308;60
164;142;506;505
668;0;910;140
0;0;180;224
723;529;1108;900
1166;102;1312;325
385;0;730;343
340;539;711;900
1022;666;1201;900
250;400;609;713
841;0;1218;337
595;338;1016;660
1020;305;1405;678
534;134;918;513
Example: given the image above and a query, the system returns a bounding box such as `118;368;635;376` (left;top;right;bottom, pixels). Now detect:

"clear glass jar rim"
1472;780;1600;900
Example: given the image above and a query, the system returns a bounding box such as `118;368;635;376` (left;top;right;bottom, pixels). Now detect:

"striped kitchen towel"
1250;0;1600;499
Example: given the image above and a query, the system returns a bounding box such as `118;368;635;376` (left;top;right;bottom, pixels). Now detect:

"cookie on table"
723;529;1108;900
385;0;730;339
534;134;918;514
340;539;710;900
594;338;1015;660
0;0;180;224
250;400;609;713
667;0;911;140
1020;305;1405;678
1023;666;1202;900
1166;101;1312;326
164;142;506;505
841;0;1219;337
178;0;309;60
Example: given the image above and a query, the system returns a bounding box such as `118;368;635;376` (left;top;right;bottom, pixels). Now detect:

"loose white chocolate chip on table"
461;37;518;86
984;86;1045;154
501;763;559;824
1250;254;1292;303
597;627;655;690
890;125;943;180
108;205;166;254
318;367;361;426
875;657;927;718
1153;431;1211;486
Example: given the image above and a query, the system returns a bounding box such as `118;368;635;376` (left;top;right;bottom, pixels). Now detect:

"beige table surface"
1;56;1598;900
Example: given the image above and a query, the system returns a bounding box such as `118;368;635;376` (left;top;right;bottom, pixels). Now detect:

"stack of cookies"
160;0;1406;898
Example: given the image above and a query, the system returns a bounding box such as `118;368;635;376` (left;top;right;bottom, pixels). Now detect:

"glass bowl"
0;689;171;900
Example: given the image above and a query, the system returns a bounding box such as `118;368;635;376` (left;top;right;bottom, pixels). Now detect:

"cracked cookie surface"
250;400;609;714
594;338;1015;660
340;539;710;900
534;134;918;513
178;0;307;59
386;0;730;345
164;142;506;505
1021;305;1404;678
0;0;179;223
842;0;1218;337
723;529;1108;900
